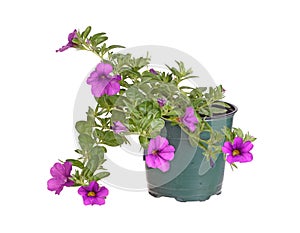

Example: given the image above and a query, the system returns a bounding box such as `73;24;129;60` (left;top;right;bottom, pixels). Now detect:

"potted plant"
47;26;256;205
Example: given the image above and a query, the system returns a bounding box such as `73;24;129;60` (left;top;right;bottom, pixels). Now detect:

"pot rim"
204;101;238;122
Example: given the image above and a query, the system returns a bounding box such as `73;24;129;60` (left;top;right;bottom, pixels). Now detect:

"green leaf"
66;159;84;169
210;106;227;115
93;172;110;181
86;107;95;123
222;127;234;141
107;45;125;50
199;107;210;116
93;128;104;140
102;131;124;146
74;149;83;154
233;128;244;138
137;101;154;116
139;117;152;131
90;146;105;161
83;156;99;178
230;163;238;170
78;134;95;151
82;26;92;39
149;119;165;137
188;134;199;147
75;121;92;134
126;86;144;102
139;136;149;149
244;132;256;142
90;33;108;46
72;37;81;45
111;109;126;122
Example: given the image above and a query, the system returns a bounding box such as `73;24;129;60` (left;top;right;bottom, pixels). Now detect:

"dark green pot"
145;103;237;202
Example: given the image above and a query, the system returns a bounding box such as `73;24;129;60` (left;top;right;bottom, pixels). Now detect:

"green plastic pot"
145;102;238;202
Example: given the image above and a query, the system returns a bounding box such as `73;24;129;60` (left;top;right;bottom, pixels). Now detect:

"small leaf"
102;131;124;146
188;134;199;147
66;159;84;169
210;106;227;115
244;133;256;142
222;127;234;141
137;101;154;116
126;86;144;102
75;121;92;134
230;163;238;170
107;45;125;50
149;119;165;137
82;152;99;178
90;33;108;46
74;149;83;154
82;26;92;39
93;172;110;181
233;128;244;138
139;136;149;149
90;146;105;161
78;134;95;151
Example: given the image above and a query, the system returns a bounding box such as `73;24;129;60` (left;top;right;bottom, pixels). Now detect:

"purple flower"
157;98;167;107
56;29;77;52
145;136;175;172
78;181;109;206
112;121;128;134
149;68;158;75
181;107;199;132
222;137;254;164
47;162;74;195
87;63;121;97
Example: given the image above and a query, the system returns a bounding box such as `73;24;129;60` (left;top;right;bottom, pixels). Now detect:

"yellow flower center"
88;191;96;197
152;150;158;155
232;149;240;156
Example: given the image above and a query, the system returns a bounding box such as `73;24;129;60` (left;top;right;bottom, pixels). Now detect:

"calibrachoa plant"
47;26;256;205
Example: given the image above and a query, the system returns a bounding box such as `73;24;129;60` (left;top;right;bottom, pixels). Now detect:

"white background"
1;0;299;232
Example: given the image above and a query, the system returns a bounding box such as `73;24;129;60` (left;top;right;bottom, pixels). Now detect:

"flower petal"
83;196;94;205
186;123;196;132
64;179;75;187
104;78;120;96
241;141;254;153
159;145;175;161
112;121;127;133
181;107;198;132
47;178;64;193
239;152;253;163
56;44;72;53
90;80;108;97
78;186;88;196
63;161;73;176
50;163;65;178
145;154;159;168
113;75;121;81
89;181;100;192
96;63;113;76
226;154;237;164
147;139;156;155
233;137;243;149
157;160;170;172
94;197;105;205
98;186;109;198
222;141;233;154
86;71;99;84
155;136;169;151
68;30;77;42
